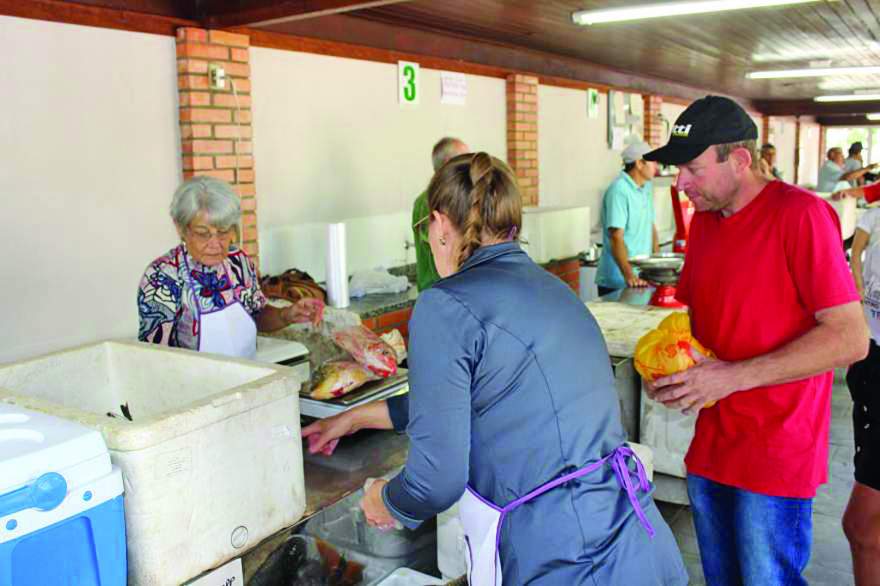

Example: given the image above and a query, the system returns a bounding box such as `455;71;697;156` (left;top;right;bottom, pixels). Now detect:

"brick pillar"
176;27;259;264
643;95;665;147
506;74;539;206
762;116;771;145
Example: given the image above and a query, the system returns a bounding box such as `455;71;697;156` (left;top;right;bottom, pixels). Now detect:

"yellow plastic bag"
634;312;717;408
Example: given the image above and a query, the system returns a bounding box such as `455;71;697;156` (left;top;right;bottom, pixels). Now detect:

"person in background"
845;142;867;186
304;152;687;585
833;181;880;204
412;137;469;291
138;177;322;359
759;143;783;181
843;204;880;585
643;95;868;585
818;146;876;192
595;140;660;296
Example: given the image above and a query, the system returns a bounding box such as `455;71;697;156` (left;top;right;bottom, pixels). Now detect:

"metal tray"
299;369;409;419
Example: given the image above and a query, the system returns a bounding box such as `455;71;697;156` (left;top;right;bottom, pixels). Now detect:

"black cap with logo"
644;96;758;166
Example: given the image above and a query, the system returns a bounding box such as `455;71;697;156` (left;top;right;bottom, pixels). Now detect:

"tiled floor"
657;371;856;585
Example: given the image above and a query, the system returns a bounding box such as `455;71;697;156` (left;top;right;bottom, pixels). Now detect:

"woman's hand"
301;411;355;455
360;479;397;530
283;298;325;328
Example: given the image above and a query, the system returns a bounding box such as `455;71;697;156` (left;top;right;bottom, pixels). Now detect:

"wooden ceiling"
14;0;880;118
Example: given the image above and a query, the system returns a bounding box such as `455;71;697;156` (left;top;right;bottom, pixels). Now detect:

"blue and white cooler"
0;404;126;586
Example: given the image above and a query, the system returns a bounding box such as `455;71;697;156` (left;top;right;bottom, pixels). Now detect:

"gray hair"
715;140;760;171
170;176;241;229
432;137;466;172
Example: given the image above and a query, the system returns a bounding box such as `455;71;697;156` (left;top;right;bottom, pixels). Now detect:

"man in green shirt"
412;137;469;291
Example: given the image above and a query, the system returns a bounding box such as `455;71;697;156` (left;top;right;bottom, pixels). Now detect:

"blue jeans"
687;474;813;586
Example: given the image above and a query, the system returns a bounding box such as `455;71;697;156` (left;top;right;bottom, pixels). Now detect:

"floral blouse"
137;244;267;350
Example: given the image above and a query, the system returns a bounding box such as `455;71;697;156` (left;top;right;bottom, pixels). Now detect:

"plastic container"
377;568;444;585
249;534;422;586
305;487;437;561
0;403;126;586
0;340;308;586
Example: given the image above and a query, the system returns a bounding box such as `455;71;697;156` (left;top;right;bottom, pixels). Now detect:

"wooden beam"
816;115;880;127
249;14;755;108
0;0;197;35
756;99;880;117
203;0;413;28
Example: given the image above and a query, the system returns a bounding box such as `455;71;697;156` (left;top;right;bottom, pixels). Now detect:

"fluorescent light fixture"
747;66;880;79
752;43;880;63
572;0;822;26
867;113;880;121
814;94;880;102
817;79;880;91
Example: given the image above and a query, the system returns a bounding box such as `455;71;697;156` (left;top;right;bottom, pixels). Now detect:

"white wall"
251;48;506;278
769;117;798;182
660;102;686;141
798;120;821;187
0;16;181;363
538;85;644;235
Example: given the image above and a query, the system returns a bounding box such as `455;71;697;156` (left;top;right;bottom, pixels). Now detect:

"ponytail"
427;152;522;269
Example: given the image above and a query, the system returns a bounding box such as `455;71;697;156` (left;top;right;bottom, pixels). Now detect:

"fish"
310;361;377;400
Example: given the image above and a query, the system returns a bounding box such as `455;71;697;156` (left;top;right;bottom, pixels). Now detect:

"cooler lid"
255;336;309;364
0;403;109;495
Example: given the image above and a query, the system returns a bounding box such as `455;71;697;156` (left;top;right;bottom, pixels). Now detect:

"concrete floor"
657;373;856;585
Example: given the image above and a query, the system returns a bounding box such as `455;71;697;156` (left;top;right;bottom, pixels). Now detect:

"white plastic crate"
0;340;307;586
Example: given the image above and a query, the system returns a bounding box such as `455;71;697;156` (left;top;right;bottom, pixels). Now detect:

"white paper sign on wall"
398;61;420;105
441;72;467;106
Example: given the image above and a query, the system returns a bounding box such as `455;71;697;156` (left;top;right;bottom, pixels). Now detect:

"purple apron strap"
500;445;655;538
609;446;656;538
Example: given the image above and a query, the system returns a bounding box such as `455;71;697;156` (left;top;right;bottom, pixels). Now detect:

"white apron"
459;444;655;586
862;219;880;343
184;254;257;359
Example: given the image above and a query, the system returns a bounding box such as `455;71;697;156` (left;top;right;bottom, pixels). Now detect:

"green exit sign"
398;61;420;105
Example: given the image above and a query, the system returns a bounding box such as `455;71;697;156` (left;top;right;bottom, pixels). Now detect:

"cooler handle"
0;472;67;517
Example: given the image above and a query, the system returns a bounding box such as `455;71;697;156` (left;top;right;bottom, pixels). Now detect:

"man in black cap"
643;95;868;585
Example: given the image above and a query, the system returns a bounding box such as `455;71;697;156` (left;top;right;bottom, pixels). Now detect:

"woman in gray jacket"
303;152;687;585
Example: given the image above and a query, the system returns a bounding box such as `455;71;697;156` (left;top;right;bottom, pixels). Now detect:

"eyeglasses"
188;226;236;244
413;214;431;237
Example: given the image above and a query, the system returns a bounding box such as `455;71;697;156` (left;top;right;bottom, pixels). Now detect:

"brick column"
643;95;665;147
762;116;771;145
506;74;539;206
176;27;259;263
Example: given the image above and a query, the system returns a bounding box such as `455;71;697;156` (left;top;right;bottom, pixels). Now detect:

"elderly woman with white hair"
138;176;322;358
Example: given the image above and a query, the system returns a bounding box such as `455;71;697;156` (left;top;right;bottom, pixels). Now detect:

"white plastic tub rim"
0;340;306;452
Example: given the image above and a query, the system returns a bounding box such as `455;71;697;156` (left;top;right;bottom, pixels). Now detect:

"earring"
439;237;447;246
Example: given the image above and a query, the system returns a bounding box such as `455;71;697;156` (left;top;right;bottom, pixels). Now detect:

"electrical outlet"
208;63;226;90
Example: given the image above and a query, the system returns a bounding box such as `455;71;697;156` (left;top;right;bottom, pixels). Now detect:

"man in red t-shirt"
644;96;868;585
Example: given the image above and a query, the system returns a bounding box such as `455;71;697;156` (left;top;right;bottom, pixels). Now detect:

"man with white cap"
595;140;660;296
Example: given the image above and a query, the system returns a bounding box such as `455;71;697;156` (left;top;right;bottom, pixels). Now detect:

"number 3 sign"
398;61;420;105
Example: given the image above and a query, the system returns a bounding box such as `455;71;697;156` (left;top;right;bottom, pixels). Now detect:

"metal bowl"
629;253;684;272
